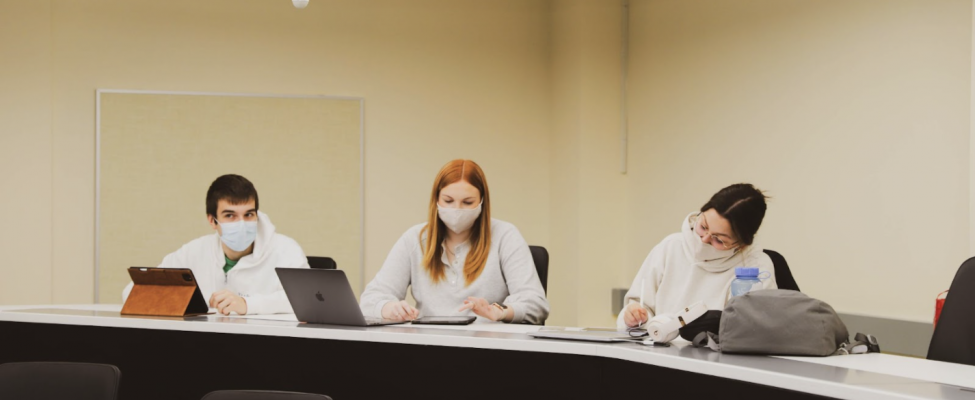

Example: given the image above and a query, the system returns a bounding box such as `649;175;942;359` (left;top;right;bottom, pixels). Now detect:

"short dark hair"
700;183;768;246
206;174;259;218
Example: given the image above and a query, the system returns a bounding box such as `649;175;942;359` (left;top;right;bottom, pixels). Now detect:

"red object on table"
934;290;949;328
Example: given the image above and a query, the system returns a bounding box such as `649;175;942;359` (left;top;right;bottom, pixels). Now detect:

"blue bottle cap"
735;267;759;277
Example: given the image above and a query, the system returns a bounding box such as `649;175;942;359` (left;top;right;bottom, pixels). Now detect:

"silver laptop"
529;327;645;342
275;268;406;327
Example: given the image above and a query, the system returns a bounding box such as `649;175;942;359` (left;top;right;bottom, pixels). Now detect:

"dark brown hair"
206;174;259;218
700;183;768;246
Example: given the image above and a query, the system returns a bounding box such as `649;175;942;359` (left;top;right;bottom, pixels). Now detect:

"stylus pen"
640;278;646;325
640;278;644;308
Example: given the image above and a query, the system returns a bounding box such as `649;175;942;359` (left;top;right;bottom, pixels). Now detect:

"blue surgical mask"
217;219;258;252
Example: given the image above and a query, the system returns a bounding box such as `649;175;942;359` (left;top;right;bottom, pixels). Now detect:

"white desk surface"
2;304;974;400
778;354;975;393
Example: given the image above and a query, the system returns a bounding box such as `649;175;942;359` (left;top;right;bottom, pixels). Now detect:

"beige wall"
97;93;362;301
0;2;53;305
2;0;972;327
549;0;627;327
549;0;584;327
552;0;973;327
624;0;972;323
0;0;553;307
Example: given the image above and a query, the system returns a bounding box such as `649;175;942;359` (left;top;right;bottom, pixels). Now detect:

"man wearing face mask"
617;183;778;330
122;174;310;315
359;159;549;324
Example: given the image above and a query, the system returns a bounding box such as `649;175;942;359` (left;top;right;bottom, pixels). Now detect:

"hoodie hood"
251;210;277;261
679;212;761;273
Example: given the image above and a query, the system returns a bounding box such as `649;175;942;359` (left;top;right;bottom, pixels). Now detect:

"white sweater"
122;211;309;314
360;219;549;324
616;212;777;330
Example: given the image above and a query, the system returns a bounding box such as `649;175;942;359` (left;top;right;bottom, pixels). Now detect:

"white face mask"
217;219;258;252
684;215;738;263
689;234;738;262
437;201;483;234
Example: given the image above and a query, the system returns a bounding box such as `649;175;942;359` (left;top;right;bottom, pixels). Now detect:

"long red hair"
420;159;492;286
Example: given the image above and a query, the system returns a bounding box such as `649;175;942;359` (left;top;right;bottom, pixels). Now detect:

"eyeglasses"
690;213;739;250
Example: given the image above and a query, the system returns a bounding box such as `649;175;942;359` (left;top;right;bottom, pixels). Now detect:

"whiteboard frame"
94;89;366;302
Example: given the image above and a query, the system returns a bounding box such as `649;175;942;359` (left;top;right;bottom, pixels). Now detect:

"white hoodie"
122;211;309;314
616;212;777;330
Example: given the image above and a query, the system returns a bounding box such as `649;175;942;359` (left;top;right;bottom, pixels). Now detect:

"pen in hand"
625;278;650;329
639;278;647;326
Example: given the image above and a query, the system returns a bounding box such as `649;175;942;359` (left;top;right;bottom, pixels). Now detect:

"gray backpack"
691;289;880;356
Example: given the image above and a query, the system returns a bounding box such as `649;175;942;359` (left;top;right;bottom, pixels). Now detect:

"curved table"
0;305;972;400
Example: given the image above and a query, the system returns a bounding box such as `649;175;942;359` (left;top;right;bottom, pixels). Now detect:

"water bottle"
730;267;762;297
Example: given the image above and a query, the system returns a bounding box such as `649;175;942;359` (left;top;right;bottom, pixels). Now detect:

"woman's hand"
623;302;649;328
458;297;506;321
382;300;419;321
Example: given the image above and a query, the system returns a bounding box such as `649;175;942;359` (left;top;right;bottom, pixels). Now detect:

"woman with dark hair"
617;183;777;330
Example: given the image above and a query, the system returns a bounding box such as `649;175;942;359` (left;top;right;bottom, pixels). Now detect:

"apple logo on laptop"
315;291;324;302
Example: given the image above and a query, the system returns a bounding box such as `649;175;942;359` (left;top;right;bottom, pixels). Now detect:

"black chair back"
763;249;799;292
203;390;333;400
0;362;120;400
928;257;975;365
307;256;337;270
529;245;549;294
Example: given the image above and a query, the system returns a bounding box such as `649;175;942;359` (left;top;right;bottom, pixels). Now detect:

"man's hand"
209;290;248;315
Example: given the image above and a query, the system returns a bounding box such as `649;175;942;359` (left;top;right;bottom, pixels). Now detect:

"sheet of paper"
217;313;300;322
405;322;542;334
0;304;123;312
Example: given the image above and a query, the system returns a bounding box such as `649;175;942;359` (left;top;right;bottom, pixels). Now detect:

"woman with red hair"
360;159;549;324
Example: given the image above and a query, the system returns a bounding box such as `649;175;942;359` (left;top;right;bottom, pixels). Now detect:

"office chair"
928;256;975;366
202;390;333;400
306;256;337;270
763;249;800;292
529;245;549;294
0;362;121;400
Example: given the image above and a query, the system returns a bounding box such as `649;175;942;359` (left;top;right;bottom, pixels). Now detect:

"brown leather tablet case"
121;267;210;317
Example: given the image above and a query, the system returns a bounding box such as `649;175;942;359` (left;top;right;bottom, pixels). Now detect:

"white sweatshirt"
360;219;549;324
616;212;777;330
122;211;309;314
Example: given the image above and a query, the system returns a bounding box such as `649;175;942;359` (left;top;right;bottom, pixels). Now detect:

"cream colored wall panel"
576;1;627;329
0;1;54;305
626;0;971;322
97;92;361;303
35;0;550;305
11;0;963;328
549;0;628;328
50;87;98;303
548;0;585;327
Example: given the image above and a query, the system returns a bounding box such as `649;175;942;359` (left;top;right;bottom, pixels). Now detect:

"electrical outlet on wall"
612;288;627;315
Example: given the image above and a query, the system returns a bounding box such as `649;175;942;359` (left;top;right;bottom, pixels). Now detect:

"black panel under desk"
0;321;833;400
